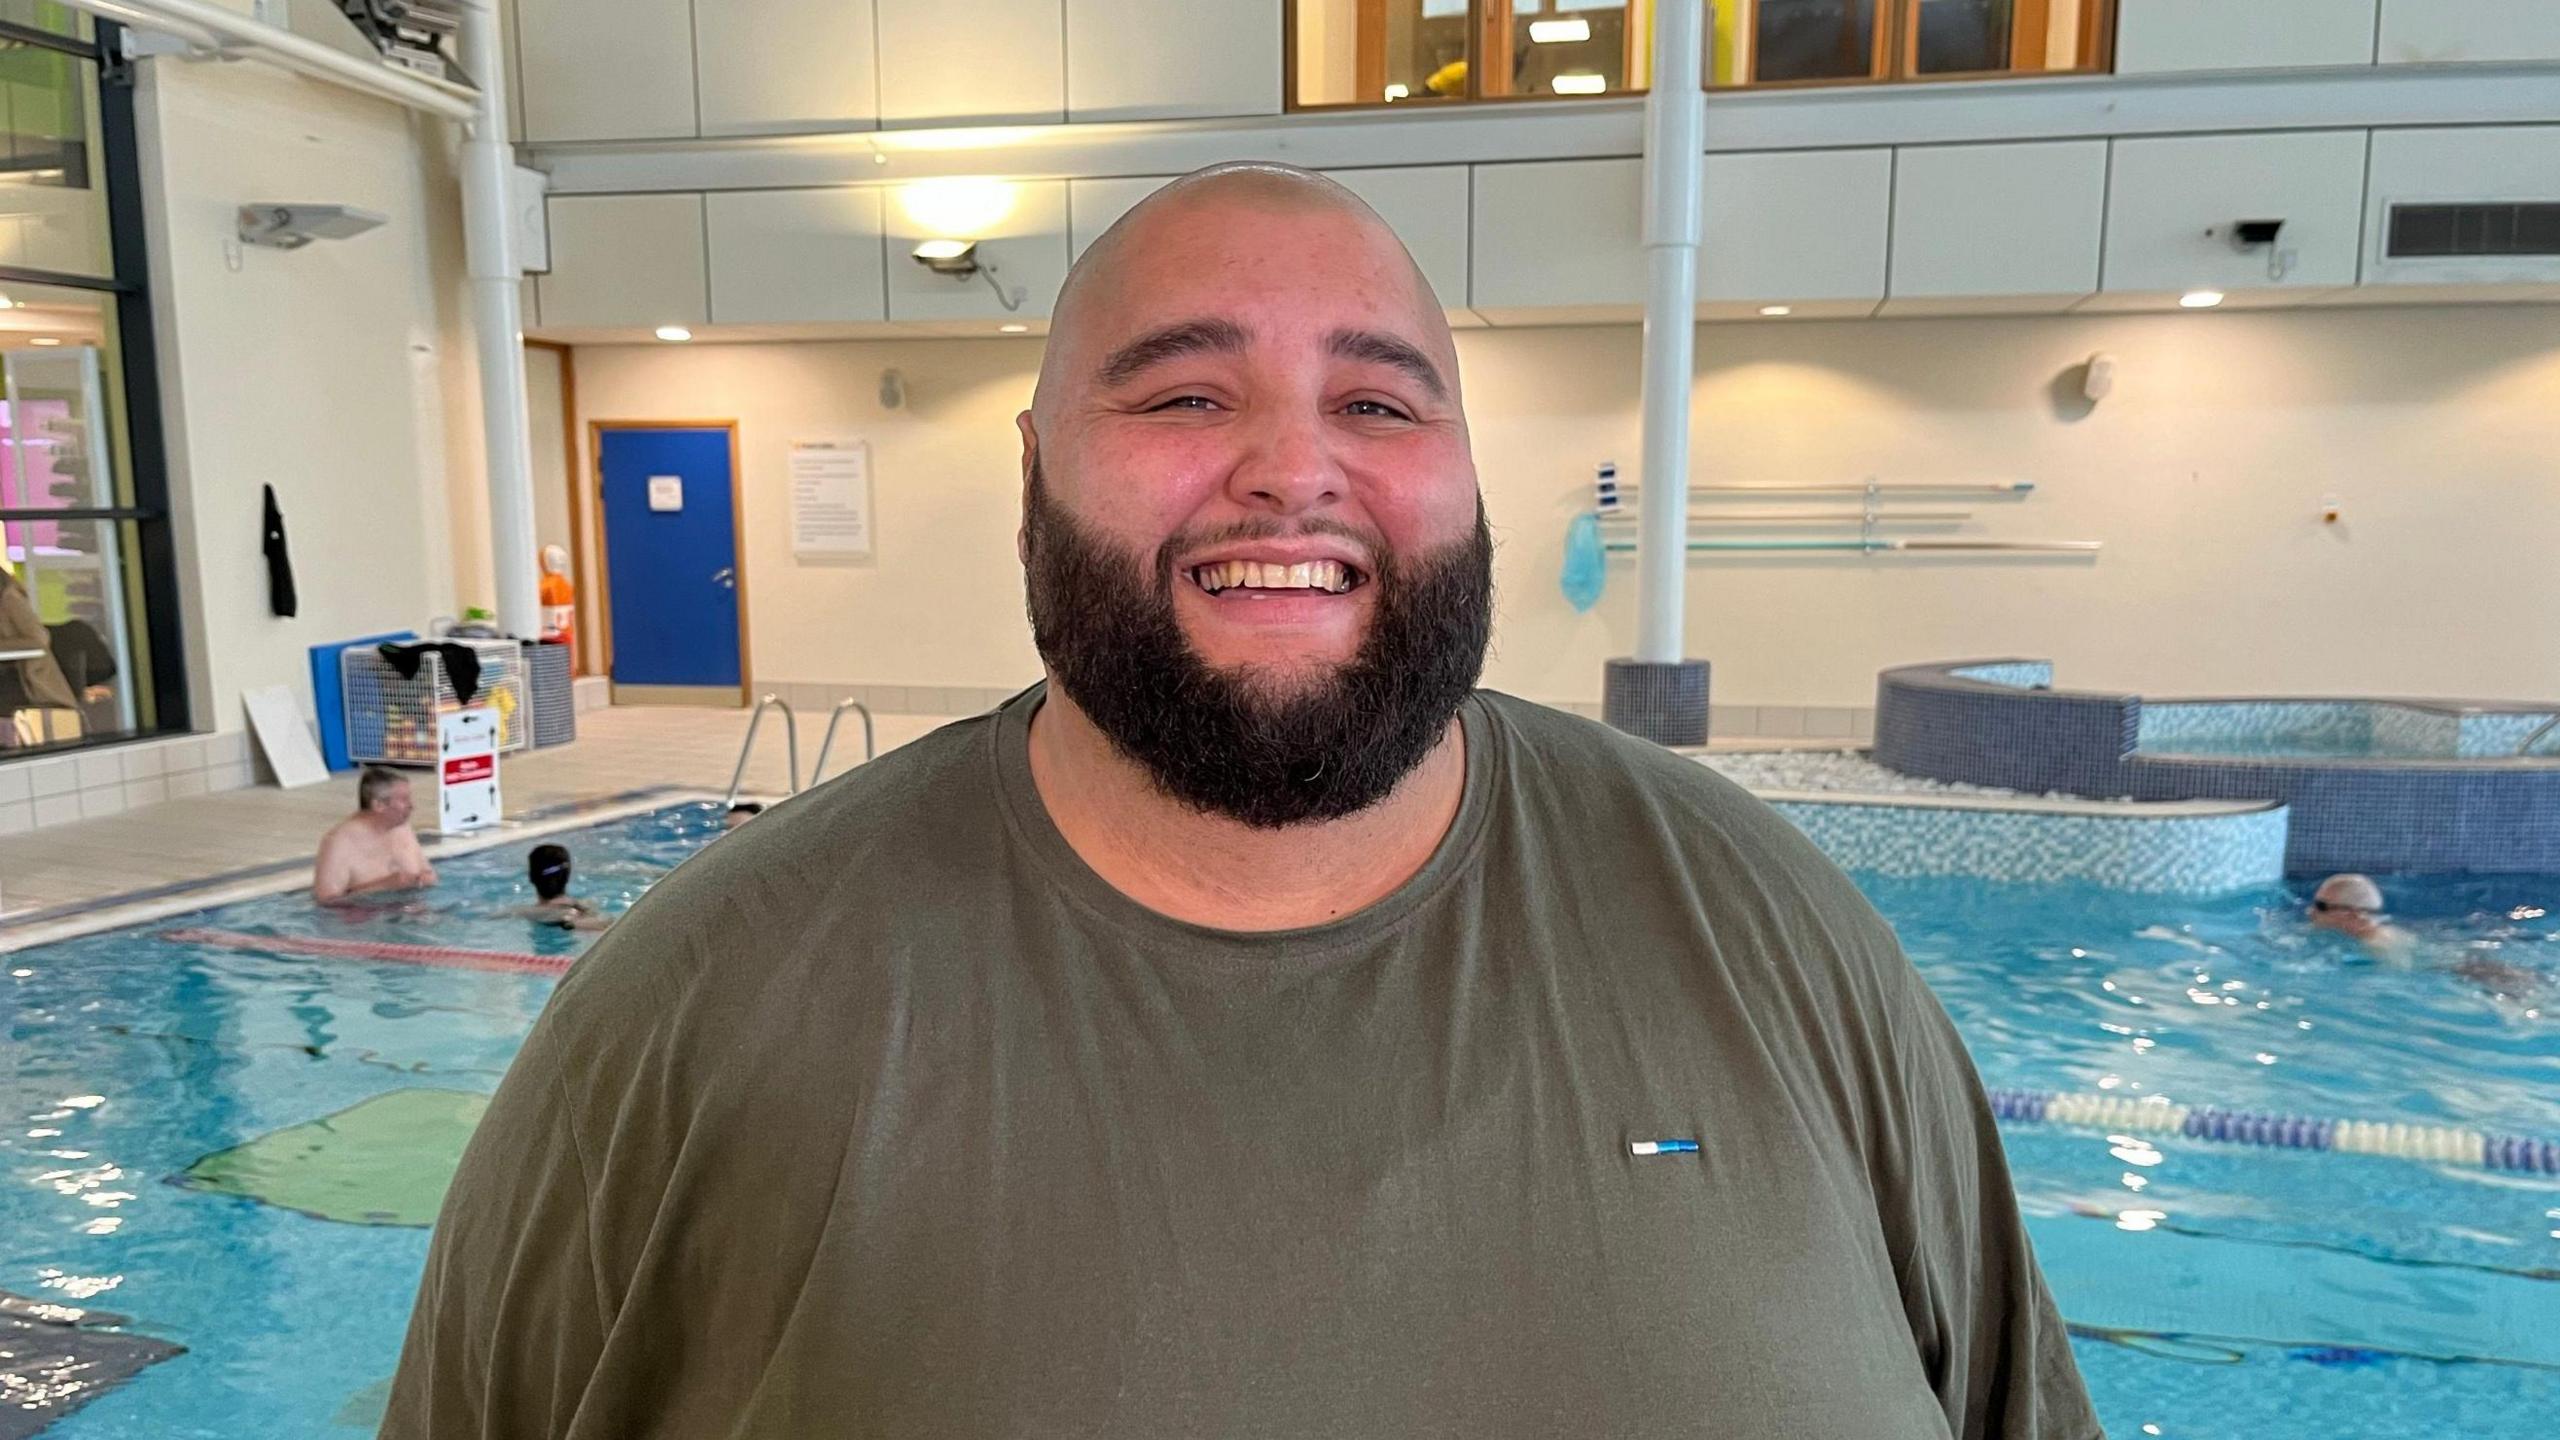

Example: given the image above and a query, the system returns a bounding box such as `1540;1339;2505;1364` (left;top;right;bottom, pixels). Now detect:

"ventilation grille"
2385;202;2560;260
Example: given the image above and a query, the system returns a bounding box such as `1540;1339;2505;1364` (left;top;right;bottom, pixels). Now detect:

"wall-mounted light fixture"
910;239;1027;312
237;203;389;251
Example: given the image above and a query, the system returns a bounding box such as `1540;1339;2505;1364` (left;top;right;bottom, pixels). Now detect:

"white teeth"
1192;558;1356;594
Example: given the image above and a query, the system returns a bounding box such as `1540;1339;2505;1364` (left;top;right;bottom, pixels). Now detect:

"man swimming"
2312;873;2542;998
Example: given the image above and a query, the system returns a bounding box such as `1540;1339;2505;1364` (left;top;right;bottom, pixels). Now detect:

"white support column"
1633;0;1706;664
459;1;541;639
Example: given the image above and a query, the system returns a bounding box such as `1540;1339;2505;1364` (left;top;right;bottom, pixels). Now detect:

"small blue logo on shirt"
1628;1138;1701;1157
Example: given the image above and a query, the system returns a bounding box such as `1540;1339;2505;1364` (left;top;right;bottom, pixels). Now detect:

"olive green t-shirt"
382;688;2098;1440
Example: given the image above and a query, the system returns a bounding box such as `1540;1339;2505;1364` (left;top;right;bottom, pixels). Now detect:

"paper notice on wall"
790;439;872;562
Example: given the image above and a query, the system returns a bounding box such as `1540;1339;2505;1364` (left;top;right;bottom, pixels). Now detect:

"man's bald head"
1032;162;1453;430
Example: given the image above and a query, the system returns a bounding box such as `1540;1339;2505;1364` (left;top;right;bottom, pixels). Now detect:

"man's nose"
1224;410;1344;518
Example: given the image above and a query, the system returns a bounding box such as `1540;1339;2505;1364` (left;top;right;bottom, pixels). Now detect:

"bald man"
384;165;2095;1439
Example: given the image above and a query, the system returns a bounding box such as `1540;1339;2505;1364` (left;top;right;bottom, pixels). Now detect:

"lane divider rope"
161;927;571;976
1987;1087;2560;1176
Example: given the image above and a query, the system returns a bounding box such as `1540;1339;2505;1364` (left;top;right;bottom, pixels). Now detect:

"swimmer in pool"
724;801;764;832
509;844;612;932
313;767;437;904
2311;873;2542;998
2307;874;2415;963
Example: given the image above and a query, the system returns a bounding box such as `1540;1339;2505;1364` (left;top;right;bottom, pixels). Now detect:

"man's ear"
1015;410;1039;565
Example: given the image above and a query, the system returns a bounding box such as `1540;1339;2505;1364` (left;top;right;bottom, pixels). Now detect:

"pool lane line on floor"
1990;1087;2560;1176
0;786;714;953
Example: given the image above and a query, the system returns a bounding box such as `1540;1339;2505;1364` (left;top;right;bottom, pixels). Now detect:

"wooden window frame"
1283;0;2117;111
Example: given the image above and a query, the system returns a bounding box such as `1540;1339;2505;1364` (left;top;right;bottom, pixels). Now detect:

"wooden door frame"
523;339;601;678
586;419;754;707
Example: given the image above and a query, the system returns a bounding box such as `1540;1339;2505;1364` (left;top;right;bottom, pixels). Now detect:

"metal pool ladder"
726;693;799;806
810;699;876;787
726;694;877;805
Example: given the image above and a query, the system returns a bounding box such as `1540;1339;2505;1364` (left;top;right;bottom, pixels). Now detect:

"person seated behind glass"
0;564;78;747
512;843;612;932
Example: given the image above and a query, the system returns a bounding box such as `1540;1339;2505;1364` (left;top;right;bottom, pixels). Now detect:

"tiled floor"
0;705;957;928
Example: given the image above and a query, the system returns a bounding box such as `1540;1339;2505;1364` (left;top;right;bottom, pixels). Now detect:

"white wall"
526;344;571;566
566;304;2560;712
140;61;472;735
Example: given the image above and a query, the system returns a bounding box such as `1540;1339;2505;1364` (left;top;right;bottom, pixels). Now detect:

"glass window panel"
1507;1;1633;97
0;284;124;508
0;36;109;278
0;281;147;750
0;2;91;42
1294;0;1473;107
1912;0;2012;74
1748;0;1880;83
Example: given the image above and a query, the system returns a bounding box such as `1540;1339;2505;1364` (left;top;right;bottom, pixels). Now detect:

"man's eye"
1151;395;1219;412
1345;399;1411;420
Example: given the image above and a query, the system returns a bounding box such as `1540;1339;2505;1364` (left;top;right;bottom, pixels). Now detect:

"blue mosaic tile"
1766;799;2287;896
1946;661;2053;689
1874;661;2560;877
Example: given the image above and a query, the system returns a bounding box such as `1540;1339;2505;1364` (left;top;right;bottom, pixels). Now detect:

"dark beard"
1022;461;1493;829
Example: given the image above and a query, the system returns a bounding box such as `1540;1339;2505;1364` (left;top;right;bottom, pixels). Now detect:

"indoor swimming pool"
4;805;2556;1436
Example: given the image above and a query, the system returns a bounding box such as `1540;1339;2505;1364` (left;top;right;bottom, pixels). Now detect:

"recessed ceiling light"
1551;72;1607;95
654;325;693;342
1529;17;1591;43
29;337;61;346
2179;290;2225;309
1758;305;1793;317
999;323;1028;333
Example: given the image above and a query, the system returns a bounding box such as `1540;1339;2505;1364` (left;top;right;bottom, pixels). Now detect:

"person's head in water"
1019;162;1492;829
358;767;413;826
528;844;572;902
2310;873;2386;938
724;802;764;832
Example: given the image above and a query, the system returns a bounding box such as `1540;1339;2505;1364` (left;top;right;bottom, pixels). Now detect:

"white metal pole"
1632;0;1706;665
459;2;541;639
70;0;478;119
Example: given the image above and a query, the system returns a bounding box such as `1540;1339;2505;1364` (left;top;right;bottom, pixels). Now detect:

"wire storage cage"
340;638;530;765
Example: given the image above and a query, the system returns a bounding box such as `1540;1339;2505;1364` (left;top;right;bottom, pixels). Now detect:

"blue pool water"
5;805;2557;1437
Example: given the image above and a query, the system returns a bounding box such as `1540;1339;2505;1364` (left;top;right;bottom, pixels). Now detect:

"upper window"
1289;0;2113;108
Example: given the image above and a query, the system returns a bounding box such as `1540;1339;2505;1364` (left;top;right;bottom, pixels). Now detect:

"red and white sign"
435;706;501;834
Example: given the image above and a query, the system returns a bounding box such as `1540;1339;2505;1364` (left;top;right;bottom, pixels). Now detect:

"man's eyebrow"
1094;318;1251;388
1327;328;1446;401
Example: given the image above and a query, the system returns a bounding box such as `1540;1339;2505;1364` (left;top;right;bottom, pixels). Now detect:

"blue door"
599;426;742;693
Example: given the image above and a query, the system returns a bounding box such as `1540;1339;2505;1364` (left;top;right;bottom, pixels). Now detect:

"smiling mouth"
1186;559;1365;596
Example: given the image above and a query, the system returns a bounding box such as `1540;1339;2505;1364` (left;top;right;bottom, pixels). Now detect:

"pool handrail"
809;699;876;789
726;693;800;806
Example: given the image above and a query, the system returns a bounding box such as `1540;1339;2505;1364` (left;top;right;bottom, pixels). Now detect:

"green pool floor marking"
175;1088;490;1227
